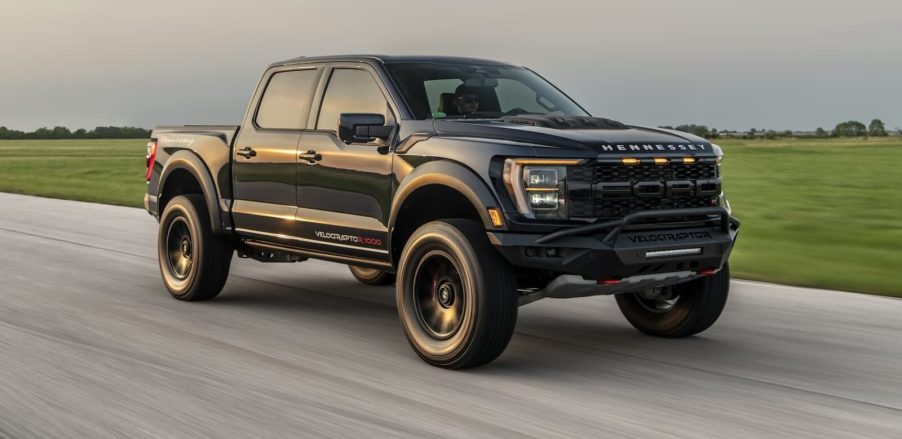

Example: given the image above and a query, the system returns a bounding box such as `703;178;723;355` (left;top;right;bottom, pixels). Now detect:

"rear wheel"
348;265;395;286
615;264;730;337
158;195;233;301
396;219;518;369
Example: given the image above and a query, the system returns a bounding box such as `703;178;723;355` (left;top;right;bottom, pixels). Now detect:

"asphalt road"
0;192;900;438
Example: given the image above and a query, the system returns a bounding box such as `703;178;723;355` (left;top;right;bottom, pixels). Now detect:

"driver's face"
456;93;479;113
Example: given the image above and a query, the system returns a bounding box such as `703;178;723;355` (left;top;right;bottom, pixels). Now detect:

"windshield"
386;62;590;120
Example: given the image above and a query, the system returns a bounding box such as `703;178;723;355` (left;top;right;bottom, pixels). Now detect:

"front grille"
569;196;717;218
567;161;719;219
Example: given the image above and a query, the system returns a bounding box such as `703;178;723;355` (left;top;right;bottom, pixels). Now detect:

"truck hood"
432;116;716;156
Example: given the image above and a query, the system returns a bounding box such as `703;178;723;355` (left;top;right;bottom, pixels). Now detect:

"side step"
239;239;393;270
237;246;307;263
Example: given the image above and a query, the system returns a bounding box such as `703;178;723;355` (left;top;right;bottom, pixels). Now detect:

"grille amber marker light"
487;208;504;227
622;158;640;165
654;157;669;165
682;156;696;164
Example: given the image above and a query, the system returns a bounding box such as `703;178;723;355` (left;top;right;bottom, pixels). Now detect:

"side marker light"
487;208;504;227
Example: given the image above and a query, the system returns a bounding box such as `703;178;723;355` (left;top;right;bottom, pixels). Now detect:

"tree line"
663;119;893;139
1;119;896;141
0;126;151;139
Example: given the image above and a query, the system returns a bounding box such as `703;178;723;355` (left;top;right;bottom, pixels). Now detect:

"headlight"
503;159;583;220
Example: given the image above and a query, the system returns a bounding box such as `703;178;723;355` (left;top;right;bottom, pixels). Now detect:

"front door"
294;66;395;260
232;66;323;242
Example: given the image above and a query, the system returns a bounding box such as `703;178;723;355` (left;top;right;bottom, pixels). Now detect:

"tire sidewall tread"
158;194;232;301
616;264;730;338
396;219;517;369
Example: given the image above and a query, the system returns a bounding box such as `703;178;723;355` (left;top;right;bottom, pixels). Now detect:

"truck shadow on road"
210;270;748;377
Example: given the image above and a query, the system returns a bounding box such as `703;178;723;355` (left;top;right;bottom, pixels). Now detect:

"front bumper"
489;207;739;281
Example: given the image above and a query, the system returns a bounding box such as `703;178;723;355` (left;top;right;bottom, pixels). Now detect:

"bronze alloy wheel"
397;219;517;369
412;250;466;339
165;217;194;281
157;195;233;301
633;287;681;314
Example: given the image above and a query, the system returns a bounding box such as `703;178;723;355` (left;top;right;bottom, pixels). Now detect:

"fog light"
645;248;702;259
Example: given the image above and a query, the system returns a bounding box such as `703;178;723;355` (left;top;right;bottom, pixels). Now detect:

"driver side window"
316;68;391;132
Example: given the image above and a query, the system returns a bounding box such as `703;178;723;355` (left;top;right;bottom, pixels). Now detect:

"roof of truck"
271;55;515;68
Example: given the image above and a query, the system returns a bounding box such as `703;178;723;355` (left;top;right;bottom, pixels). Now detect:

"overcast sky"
2;0;900;131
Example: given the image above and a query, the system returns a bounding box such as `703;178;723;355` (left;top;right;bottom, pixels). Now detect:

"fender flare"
157;150;227;235
389;160;502;232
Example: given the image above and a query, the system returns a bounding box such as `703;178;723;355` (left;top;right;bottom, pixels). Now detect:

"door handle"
236;146;257;159
299;150;322;164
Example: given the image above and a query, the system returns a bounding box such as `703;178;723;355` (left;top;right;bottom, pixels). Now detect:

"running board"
241;239;393;271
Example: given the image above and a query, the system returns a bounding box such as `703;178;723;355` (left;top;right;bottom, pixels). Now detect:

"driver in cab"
454;84;480;115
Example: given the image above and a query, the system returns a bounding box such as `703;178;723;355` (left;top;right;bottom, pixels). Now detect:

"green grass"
719;137;902;297
0;139;147;207
1;137;900;296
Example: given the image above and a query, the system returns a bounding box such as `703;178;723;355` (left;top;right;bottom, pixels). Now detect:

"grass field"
0;139;146;207
719;137;902;297
0;137;899;296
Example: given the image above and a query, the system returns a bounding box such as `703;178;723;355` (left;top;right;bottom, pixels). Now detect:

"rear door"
232;65;323;242
293;64;397;260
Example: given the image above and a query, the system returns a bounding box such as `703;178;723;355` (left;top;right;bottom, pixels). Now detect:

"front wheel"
158;194;233;301
396;219;518;369
615;264;730;337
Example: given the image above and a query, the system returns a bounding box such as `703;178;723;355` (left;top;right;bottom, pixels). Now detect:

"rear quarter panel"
147;126;238;221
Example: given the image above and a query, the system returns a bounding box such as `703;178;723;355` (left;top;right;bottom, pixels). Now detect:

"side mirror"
338;113;394;144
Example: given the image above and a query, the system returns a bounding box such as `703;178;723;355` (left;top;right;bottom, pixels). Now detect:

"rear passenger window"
316;69;390;132
255;69;320;129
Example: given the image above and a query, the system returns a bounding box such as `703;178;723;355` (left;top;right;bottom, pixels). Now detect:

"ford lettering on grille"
567;161;721;219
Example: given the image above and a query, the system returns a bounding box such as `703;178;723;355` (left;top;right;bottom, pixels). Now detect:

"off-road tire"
396;219;518;369
616;264;730;337
158;194;233;301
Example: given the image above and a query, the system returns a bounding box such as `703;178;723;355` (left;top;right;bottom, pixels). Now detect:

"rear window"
255;69;321;129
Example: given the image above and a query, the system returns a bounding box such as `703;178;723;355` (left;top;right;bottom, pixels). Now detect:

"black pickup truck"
145;55;739;369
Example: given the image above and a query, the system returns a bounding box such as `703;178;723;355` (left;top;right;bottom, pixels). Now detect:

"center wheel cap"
437;283;455;308
181;239;191;258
